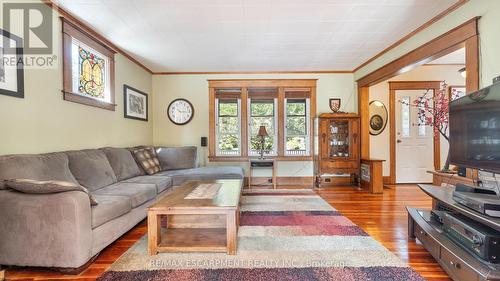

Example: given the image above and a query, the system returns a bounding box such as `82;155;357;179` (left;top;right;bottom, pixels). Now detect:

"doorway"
357;18;478;185
395;89;435;183
389;81;442;184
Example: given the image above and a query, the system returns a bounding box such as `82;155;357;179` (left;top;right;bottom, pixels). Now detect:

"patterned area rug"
98;189;423;281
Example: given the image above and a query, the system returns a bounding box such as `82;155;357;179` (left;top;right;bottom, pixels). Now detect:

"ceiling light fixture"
458;67;467;78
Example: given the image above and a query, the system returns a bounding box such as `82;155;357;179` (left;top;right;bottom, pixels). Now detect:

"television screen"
449;82;500;173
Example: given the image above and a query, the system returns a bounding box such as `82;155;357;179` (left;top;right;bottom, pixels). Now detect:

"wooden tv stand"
407;184;500;281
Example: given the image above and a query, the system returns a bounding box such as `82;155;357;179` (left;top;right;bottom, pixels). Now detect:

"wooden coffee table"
147;179;242;255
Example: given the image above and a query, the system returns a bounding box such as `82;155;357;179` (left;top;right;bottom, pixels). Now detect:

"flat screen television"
449;82;500;173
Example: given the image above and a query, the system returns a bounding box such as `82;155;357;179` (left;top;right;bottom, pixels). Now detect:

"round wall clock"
167;98;194;125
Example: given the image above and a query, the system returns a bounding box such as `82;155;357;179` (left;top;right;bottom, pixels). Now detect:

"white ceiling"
427;48;465;65
54;0;460;72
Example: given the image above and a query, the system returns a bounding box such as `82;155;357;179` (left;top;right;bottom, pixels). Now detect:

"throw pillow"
4;178;98;206
132;147;161;175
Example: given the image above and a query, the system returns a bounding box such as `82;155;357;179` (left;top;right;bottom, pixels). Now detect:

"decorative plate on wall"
167;98;194;125
369;100;388;136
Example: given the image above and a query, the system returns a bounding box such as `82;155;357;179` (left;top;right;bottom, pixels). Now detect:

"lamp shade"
257;126;269;137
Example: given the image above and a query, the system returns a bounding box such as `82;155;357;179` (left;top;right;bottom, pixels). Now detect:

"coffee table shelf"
158;228;227;253
148;180;242;256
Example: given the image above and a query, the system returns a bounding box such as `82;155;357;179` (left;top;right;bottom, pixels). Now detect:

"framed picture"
329;98;341;112
124;85;148;121
449;85;466;101
0;29;24;98
369;100;388;136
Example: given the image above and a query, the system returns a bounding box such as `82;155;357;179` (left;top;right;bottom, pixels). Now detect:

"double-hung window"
209;80;316;161
215;89;241;156
285;98;310;156
248;88;278;156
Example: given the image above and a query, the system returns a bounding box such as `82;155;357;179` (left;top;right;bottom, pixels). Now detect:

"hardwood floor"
317;185;451;281
5;184;450;281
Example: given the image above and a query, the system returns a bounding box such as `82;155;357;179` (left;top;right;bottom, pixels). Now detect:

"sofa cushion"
122;176;172;194
93;182;157;208
101;147;142;181
155;146;198;171
90;195;131;229
128;146;147;176
4;179;98;206
0;152;78;184
156;166;244;186
66;149;118;192
131;147;161;175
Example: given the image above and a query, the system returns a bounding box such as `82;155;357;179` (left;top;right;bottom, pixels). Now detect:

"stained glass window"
71;40;109;101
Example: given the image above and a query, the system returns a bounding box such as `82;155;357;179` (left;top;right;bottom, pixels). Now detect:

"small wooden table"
248;159;277;189
360;158;385;194
147;179;242;255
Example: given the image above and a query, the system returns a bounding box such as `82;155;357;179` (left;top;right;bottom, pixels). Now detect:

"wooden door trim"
356;18;480;178
357;17;479;87
389;81;441;184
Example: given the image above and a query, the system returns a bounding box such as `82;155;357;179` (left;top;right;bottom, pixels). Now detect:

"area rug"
98;189;423;281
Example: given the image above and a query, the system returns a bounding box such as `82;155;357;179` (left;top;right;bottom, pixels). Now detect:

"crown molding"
45;0;468;77
352;0;469;73
153;70;353;75
44;0;154;74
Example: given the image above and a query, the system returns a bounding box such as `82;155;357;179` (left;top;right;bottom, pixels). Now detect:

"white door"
395;90;434;183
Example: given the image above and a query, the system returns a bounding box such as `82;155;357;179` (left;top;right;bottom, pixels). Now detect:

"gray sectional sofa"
0;146;243;270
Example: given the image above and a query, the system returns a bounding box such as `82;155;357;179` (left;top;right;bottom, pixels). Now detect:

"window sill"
208;155;313;162
63;92;116;111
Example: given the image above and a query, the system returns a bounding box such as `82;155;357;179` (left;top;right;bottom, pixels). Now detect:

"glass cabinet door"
328;120;350;158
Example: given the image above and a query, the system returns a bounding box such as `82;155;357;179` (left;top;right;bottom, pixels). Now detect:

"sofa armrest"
0;190;93;268
155;146;198;170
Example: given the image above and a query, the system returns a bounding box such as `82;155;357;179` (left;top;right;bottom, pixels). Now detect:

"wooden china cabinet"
317;113;360;187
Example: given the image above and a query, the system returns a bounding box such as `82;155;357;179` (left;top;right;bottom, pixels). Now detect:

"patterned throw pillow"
4;178;98;206
132;147;161;175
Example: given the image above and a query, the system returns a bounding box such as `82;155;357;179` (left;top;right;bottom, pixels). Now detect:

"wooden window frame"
284;98;310;156
62;18;116;111
215;97;242;157
248;95;278;157
208;79;317;162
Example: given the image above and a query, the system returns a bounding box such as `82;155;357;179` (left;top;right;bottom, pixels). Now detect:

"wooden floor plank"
5;184;450;280
316;184;450;281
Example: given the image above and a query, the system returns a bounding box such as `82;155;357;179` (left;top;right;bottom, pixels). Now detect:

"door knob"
397;139;402;143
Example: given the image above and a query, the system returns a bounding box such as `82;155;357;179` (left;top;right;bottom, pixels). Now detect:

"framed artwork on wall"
449;85;466;101
369;100;388;136
123;85;148;121
0;29;24;99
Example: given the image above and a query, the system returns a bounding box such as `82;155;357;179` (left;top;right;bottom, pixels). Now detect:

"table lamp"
257;126;269;160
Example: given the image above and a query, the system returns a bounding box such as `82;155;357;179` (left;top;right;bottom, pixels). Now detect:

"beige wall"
152;73;356;176
369;65;466;176
354;0;500;89
0;6;153;155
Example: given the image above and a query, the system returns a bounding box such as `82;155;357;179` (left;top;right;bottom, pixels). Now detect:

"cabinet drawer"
440;248;479;281
321;161;358;170
414;223;440;258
